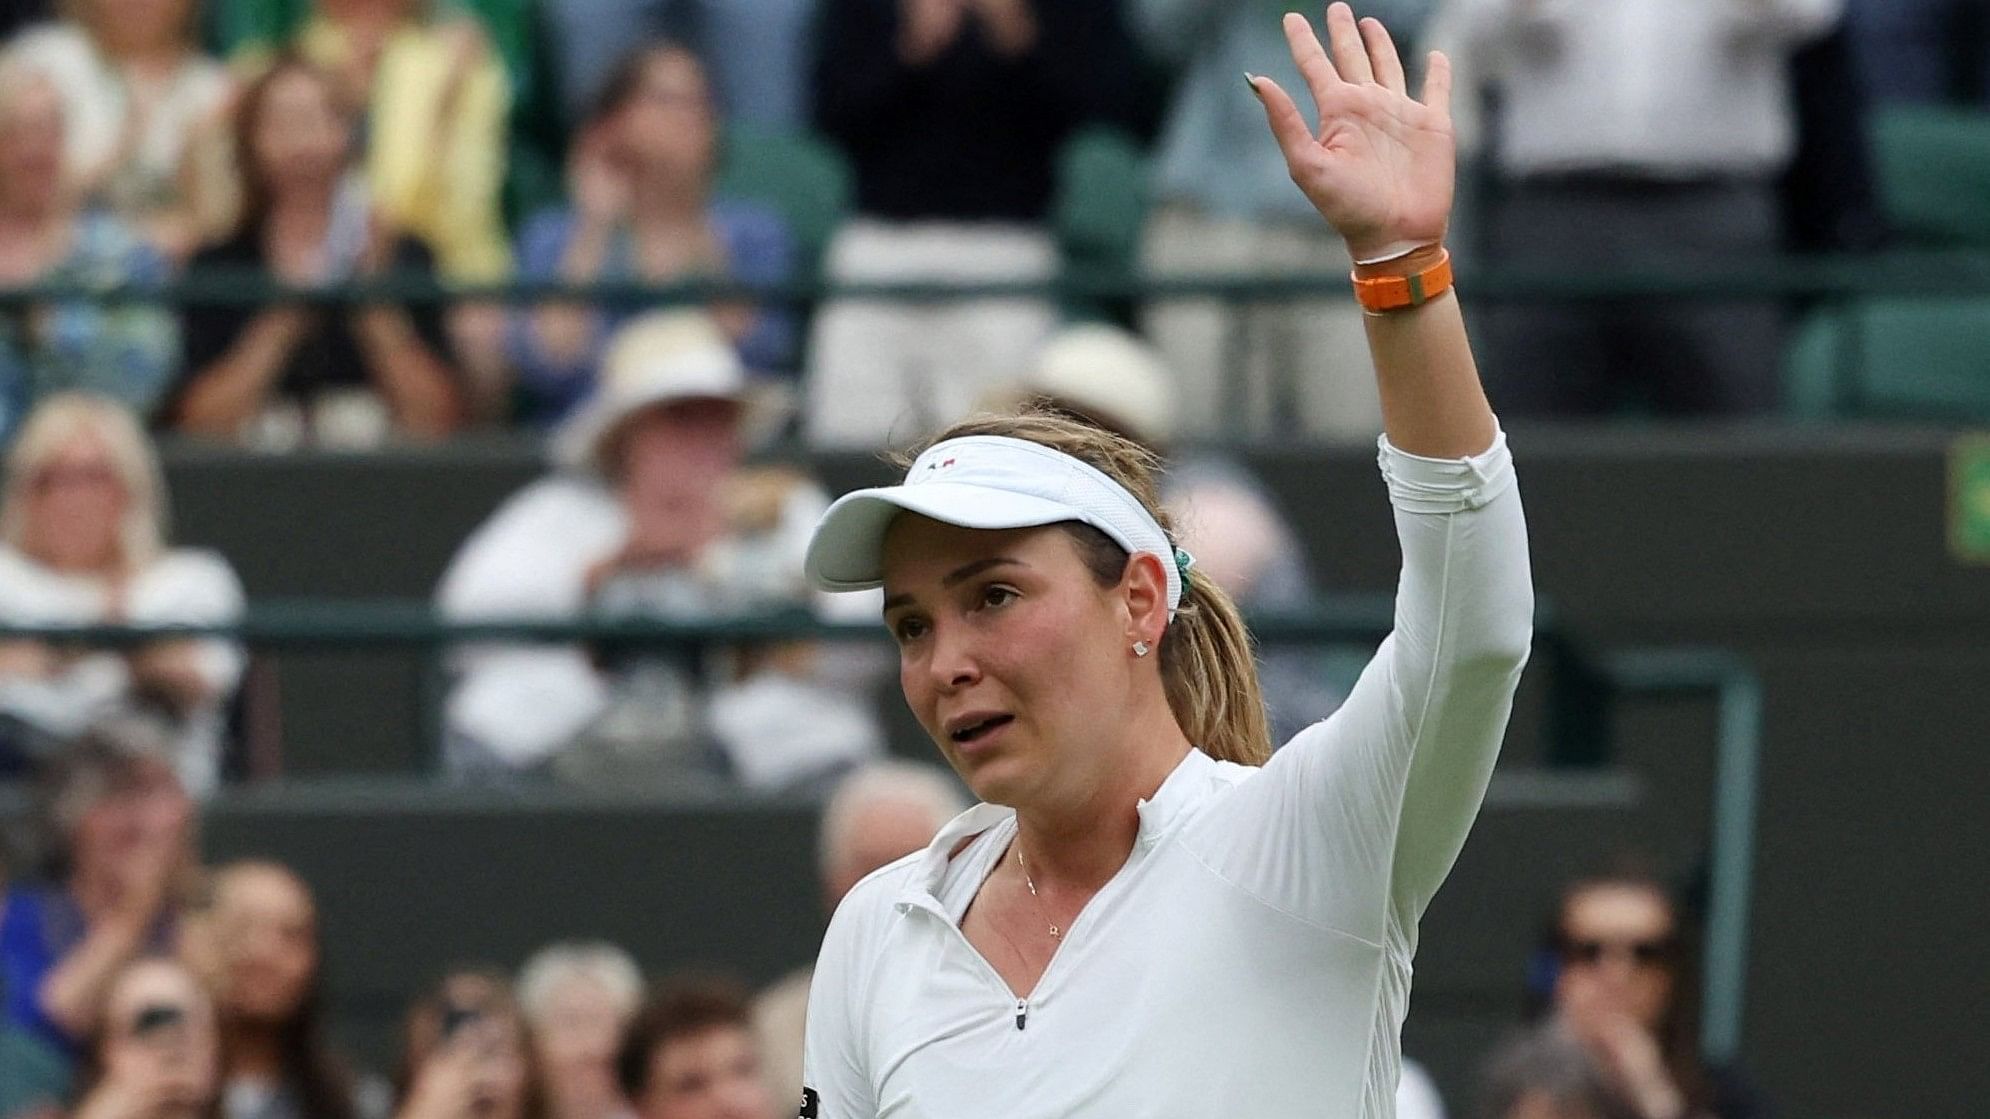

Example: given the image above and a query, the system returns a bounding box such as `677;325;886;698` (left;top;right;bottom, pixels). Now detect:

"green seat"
1051;126;1150;321
0;1026;69;1118
1871;105;1990;246
1785;298;1990;420
715;125;854;279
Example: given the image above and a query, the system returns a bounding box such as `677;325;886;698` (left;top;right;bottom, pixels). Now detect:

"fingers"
1325;3;1373;85
1422;49;1454;118
1247;75;1315;166
1360;16;1406;96
1281;11;1340;115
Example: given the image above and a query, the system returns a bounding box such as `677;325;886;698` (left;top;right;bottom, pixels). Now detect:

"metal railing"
0;249;1984;307
0;601;1762;1058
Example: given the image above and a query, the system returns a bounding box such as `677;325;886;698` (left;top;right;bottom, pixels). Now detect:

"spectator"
987;325;1348;740
1480;1025;1641;1119
395;971;547;1119
0;394;244;790
1844;0;1990;106
751;762;965;1102
68;956;221;1119
437;310;880;789
803;0;1143;447
164;57;462;448
204;861;362;1119
617;978;777;1119
0;64;177;443
1459;0;1841;416
238;0;510;287
2;0;230;260
0;720;193;1056
545;0;816;130
517;943;642;1119
1131;0;1434;442
1482;870;1766;1119
511;43;795;429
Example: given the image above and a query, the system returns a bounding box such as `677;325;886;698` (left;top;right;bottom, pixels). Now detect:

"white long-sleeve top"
1460;0;1842;179
800;433;1533;1118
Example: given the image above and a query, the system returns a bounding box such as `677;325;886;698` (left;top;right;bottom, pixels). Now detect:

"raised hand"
1248;4;1455;261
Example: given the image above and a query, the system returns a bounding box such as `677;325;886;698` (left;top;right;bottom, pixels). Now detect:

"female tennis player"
795;5;1531;1116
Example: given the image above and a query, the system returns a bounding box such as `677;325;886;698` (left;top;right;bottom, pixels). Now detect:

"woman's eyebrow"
881;557;1024;616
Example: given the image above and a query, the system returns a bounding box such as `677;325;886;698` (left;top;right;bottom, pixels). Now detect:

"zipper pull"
1015;999;1027;1031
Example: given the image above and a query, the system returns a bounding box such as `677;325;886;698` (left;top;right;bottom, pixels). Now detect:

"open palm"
1251;4;1455;260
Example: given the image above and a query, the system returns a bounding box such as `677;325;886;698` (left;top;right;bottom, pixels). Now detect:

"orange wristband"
1351;248;1454;314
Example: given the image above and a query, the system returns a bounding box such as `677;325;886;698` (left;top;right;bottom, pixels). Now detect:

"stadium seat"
1052;126;1151;320
1870;105;1990;246
715;125;854;278
1785;297;1990;420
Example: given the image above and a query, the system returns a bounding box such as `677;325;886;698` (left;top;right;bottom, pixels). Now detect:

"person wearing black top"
802;0;1145;448
162;56;460;446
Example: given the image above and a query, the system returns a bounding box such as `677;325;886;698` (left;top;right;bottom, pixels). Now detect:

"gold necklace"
1015;844;1061;940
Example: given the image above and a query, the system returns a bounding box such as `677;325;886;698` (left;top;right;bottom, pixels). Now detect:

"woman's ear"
1118;551;1172;645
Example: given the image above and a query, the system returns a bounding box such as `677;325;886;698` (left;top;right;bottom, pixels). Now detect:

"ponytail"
912;407;1273;766
1162;567;1271;766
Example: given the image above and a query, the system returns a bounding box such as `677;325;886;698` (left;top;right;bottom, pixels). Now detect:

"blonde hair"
0;392;168;571
908;409;1272;766
516;941;645;1026
818;761;969;883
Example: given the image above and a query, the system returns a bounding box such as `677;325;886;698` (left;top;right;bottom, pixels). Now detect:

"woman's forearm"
1360;245;1498;459
39;918;148;1038
354;311;463;437
174;312;304;435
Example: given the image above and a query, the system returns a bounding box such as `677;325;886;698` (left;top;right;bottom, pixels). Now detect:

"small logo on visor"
925;456;958;472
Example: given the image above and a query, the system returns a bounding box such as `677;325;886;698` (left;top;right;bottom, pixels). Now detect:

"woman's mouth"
947;714;1014;748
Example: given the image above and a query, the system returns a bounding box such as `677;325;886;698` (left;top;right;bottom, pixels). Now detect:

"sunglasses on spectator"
30;462;119;491
1560;936;1676;969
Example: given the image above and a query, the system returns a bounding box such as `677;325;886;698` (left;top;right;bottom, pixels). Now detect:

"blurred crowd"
0;0;1963;1115
0;733;1765;1119
0;0;1976;451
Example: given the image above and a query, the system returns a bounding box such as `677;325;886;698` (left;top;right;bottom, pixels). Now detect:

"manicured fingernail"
1243;71;1262;98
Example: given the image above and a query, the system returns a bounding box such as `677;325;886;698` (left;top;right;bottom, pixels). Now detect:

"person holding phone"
509;43;795;429
395;971;549;1119
69;956;221;1119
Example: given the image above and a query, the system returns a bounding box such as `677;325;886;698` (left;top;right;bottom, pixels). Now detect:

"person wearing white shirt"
0;393;244;795
2;0;231;259
793;7;1532;1115
437;310;882;790
1459;0;1842;417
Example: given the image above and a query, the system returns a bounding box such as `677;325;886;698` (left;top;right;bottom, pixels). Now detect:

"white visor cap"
804;435;1182;610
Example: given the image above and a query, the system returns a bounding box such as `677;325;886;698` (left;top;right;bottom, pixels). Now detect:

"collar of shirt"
894;747;1222;917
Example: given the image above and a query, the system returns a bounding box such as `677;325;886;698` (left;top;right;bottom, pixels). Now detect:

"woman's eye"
980;585;1018;609
892;617;928;643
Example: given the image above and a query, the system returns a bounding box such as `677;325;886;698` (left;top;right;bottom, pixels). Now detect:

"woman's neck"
1013;706;1195;891
222;1018;286;1081
628;169;705;228
96;33;187;79
265;190;337;243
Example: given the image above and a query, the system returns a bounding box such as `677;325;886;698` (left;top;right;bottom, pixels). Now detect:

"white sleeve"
138;551;248;697
1723;0;1842;42
801;893;878;1119
1187;432;1532;935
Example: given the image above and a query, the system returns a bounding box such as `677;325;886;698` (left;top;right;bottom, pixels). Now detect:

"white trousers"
1139;205;1382;443
804;220;1058;449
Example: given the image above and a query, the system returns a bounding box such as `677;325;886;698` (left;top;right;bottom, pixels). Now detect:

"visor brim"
803;482;1094;592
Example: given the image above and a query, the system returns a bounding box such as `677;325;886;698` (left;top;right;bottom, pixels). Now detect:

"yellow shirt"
282;16;513;281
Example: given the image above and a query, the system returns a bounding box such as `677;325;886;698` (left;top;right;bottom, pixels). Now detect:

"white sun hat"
551;309;789;474
1022;323;1177;444
803;434;1186;611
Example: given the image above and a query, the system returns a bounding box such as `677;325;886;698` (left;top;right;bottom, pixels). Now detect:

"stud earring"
1132;641;1151;658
